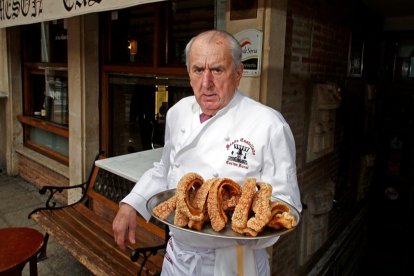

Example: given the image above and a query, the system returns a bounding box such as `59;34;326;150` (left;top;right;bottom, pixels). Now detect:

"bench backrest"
85;155;164;239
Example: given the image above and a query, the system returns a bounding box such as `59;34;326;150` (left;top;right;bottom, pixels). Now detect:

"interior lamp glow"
128;39;138;55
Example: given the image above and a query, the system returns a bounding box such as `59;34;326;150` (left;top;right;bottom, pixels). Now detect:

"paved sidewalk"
0;171;92;276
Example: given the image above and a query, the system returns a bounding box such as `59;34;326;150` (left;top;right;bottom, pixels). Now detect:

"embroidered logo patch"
225;138;256;170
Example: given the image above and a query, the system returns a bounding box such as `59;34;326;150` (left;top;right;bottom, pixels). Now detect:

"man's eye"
193;68;203;74
212;69;223;75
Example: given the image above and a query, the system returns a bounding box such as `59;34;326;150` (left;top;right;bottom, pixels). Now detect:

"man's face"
188;36;243;116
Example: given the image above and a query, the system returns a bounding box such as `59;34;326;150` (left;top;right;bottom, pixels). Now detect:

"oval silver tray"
147;188;301;240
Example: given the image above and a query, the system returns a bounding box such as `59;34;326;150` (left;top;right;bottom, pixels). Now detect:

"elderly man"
113;29;302;276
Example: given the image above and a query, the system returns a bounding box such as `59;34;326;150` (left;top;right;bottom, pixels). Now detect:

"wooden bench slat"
31;211;126;276
74;204;165;265
72;204;165;269
34;209;141;276
87;189;165;239
56;208;137;270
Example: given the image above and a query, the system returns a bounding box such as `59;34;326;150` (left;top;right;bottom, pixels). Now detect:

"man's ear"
236;63;244;80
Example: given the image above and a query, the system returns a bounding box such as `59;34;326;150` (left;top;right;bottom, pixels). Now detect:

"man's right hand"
112;203;137;250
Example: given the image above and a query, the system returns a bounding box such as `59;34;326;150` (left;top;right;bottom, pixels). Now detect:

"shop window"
107;74;193;156
106;5;156;65
102;0;215;66
101;0;215;156
18;20;69;165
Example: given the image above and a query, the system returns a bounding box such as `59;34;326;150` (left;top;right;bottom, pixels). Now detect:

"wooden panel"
32;207;163;276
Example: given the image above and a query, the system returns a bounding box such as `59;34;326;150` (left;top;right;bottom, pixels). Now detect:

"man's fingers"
113;216;127;250
128;215;136;244
112;203;137;250
116;235;126;250
128;229;136;245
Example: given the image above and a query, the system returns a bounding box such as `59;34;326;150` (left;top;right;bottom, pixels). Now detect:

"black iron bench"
28;154;168;276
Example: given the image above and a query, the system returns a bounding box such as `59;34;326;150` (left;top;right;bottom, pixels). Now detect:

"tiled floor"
0;171;92;276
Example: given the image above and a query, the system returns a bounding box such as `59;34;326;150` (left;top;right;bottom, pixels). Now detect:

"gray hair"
184;30;242;71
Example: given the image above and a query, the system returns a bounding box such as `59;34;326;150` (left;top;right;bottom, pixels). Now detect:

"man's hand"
112;203;137;250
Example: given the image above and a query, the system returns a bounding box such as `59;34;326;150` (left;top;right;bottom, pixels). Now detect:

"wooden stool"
0;227;44;276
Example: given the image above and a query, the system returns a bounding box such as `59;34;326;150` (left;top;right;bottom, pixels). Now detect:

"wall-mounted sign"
235;29;263;77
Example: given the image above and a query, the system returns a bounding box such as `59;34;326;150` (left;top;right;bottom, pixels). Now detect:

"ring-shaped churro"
207;178;241;232
267;201;297;229
187;178;216;230
176;172;205;222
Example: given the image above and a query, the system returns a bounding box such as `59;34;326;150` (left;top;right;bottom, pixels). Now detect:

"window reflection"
108;74;192;156
107;6;155;65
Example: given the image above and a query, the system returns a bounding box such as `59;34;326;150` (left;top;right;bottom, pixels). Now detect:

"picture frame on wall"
348;34;365;77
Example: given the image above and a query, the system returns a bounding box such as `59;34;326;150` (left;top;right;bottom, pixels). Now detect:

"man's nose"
202;70;213;87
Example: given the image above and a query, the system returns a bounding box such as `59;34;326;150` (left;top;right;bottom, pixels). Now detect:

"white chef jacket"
121;90;302;275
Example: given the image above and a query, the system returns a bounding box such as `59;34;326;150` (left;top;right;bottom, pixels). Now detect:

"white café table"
94;148;163;183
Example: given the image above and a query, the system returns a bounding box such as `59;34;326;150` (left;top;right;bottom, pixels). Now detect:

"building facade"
2;0;411;275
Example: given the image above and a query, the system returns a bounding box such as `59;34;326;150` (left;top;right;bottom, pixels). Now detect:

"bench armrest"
28;151;104;219
28;181;89;218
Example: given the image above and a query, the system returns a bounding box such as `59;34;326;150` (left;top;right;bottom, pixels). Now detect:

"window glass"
30;127;69;156
44;72;68;125
104;0;215;66
108;74;192;156
166;0;215;65
107;5;155;64
29;69;68;125
20;20;69;164
23;20;68;63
